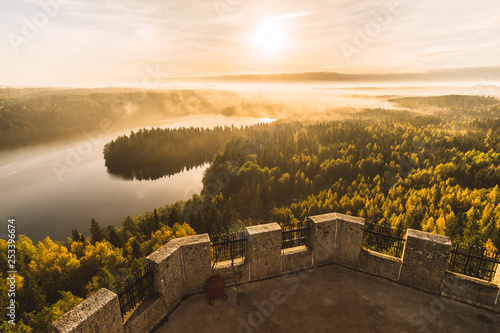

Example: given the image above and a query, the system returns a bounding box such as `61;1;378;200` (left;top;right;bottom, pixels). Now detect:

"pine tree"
106;226;122;248
71;229;84;243
154;208;160;231
90;218;104;244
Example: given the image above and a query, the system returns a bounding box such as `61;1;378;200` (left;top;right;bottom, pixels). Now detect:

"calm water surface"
0;115;271;242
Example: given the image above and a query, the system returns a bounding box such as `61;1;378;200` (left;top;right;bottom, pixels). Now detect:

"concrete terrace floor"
153;264;500;333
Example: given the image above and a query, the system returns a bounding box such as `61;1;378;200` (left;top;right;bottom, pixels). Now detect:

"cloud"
414;50;464;59
1;0;500;85
272;11;312;21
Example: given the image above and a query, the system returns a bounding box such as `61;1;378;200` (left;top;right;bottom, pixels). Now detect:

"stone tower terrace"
51;213;500;333
154;263;500;333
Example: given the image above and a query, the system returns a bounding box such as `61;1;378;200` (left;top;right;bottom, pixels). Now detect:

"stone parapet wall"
51;213;500;333
441;272;499;310
358;250;402;282
145;238;184;314
212;258;250;283
177;234;211;294
124;293;166;333
50;288;124;333
247;223;282;280
334;214;365;268
281;246;313;274
399;229;453;294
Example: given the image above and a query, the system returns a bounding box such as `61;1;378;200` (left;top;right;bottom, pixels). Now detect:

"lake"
0;115;273;243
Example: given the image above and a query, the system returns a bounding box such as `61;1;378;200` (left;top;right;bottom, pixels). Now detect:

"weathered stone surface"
146;238;181;267
493;264;500;286
246;223;282;280
399;229;452;294
51;212;500;332
441;272;499;309
334;213;365;268
358;250;402;281
213;258;250;283
145;239;184;314
155;264;500;333
495;266;500;313
124;294;166;333
178;234;211;294
309;213;337;265
281;246;313;273
50;288;124;333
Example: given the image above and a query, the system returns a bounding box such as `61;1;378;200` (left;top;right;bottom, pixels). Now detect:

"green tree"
90;218;105;244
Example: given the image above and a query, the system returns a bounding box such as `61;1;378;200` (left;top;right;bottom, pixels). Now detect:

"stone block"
246;223;282;280
493;263;500;286
399;229;452;294
309;213;337;265
145;239;184;314
358;250;402;282
177;234;211;294
441;272;499;309
212;258;250;283
50;288;124;333
334;213;365;268
124;294;166;333
282;246;313;274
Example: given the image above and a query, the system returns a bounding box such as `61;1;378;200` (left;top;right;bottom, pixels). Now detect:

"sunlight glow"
259;118;276;124
250;20;287;54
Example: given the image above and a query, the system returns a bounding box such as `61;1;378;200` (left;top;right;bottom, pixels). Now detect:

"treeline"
0;88;279;149
0;219;195;332
391;95;500;117
0;89;158;148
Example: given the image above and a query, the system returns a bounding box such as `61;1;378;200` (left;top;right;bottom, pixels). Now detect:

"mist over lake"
1;84;498;242
0;114;273;242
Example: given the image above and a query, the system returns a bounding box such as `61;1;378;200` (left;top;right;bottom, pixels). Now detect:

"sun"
250;20;287;54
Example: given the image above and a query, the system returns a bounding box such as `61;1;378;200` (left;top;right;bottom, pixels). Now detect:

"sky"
0;0;500;86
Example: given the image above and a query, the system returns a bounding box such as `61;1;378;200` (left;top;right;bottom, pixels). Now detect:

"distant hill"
391;95;499;109
184;67;500;84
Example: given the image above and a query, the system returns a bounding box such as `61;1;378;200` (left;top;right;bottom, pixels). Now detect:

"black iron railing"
363;221;406;258
210;231;247;263
448;243;500;281
281;219;311;250
116;263;154;320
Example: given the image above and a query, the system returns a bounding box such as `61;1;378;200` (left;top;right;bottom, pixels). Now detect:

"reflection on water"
108;162;208;181
0;115;271;243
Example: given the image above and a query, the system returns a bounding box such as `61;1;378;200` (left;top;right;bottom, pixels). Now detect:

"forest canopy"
102;97;500;251
4;94;500;331
0;221;195;332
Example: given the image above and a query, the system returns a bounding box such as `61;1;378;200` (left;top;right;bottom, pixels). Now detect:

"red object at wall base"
206;276;228;305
